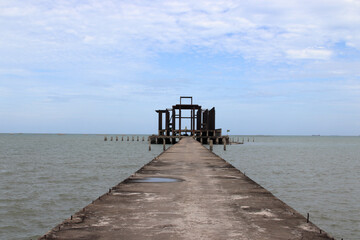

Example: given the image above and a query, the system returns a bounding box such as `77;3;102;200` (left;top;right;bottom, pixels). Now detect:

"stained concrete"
40;137;334;240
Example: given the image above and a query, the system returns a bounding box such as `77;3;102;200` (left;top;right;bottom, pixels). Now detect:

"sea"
0;134;359;240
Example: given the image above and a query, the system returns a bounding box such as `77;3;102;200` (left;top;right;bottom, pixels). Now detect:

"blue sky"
1;0;360;135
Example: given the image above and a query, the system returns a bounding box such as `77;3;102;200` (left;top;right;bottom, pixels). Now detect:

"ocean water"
213;136;360;240
0;134;163;240
1;134;359;239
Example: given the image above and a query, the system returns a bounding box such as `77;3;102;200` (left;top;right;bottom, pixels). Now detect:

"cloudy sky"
1;0;360;135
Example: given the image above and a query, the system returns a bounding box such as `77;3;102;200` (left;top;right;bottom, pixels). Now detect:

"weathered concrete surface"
40;137;334;240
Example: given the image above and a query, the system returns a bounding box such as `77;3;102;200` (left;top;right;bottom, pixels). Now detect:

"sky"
1;0;360;135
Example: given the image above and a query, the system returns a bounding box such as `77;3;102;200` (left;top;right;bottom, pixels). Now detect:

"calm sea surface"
1;134;359;240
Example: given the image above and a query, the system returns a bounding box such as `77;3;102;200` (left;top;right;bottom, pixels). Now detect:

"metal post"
179;107;181;136
158;111;163;135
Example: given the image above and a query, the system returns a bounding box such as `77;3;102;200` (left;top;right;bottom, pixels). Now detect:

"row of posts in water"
104;135;255;153
104;136;255;143
229;137;255;144
104;136;146;142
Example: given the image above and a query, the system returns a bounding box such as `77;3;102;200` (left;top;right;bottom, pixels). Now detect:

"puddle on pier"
128;177;183;183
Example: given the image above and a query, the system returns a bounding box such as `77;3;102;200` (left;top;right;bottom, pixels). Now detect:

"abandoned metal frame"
153;97;227;144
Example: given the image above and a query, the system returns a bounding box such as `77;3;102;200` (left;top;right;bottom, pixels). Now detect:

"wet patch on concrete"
92;217;111;227
127;177;183;183
231;195;249;200
211;175;242;180
298;223;319;232
207;164;235;169
112;192;142;196
250;209;276;218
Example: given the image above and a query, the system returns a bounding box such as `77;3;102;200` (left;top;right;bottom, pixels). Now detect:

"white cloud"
286;48;333;60
1;0;360;62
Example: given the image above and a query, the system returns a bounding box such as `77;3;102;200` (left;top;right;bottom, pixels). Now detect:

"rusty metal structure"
150;96;228;144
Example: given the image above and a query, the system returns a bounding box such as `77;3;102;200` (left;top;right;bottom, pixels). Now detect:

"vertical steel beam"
192;108;195;135
197;108;202;130
209;107;215;130
158;112;163;135
172;108;175;136
172;107;176;144
203;109;209;130
179;106;181;136
166;110;170;136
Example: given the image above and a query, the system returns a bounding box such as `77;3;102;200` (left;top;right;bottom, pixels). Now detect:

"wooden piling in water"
307;213;310;223
104;136;107;141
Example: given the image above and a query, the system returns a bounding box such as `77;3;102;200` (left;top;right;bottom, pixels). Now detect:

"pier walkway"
41;137;333;239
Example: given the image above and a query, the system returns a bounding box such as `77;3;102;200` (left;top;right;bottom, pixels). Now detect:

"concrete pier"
41;137;333;240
